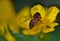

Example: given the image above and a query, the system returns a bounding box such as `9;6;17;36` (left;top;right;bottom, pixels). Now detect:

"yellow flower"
0;0;19;41
17;4;59;36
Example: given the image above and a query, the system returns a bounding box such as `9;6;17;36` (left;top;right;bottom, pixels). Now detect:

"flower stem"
37;33;50;41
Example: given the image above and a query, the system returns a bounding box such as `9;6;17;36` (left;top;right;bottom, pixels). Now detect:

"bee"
29;12;41;29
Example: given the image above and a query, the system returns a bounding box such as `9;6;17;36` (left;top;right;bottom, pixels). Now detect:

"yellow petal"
0;21;6;35
49;23;58;28
3;32;16;41
31;4;46;18
0;0;17;34
3;26;16;41
47;6;59;23
42;23;58;33
0;26;5;35
17;6;31;27
20;19;31;29
1;0;16;20
22;22;42;35
9;19;20;33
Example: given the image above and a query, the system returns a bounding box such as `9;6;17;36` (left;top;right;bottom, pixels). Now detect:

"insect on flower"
17;4;59;37
29;12;41;29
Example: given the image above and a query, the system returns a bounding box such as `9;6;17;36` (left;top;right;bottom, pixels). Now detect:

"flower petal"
17;6;31;27
31;4;46;18
47;6;59;23
0;26;5;35
0;21;6;35
3;31;16;41
0;0;16;20
9;18;20;33
22;22;42;35
20;19;31;29
42;23;58;33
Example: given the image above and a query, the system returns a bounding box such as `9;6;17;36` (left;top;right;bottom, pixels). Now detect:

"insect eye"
33;12;41;18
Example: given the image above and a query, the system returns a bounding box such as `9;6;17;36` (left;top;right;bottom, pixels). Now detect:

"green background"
0;0;60;41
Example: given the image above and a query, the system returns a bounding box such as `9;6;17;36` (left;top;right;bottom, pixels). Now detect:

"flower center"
29;12;41;29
